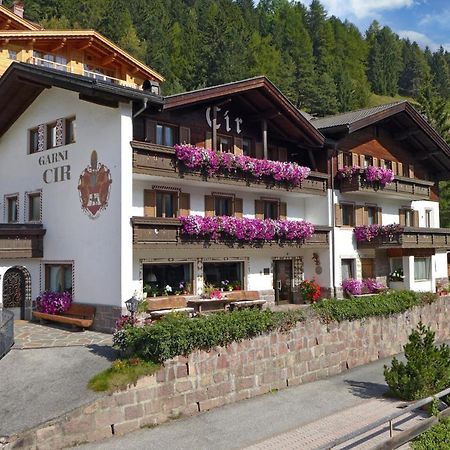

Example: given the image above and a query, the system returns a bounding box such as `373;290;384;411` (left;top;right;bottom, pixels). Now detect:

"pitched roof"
0;4;42;31
0;30;164;82
312;101;406;131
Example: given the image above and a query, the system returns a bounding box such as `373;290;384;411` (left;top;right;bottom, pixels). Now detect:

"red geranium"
299;279;321;303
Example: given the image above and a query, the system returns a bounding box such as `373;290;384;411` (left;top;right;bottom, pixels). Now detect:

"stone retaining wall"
5;297;450;450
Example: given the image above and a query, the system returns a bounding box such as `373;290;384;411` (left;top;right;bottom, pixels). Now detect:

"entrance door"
361;258;375;279
3;268;26;319
274;260;293;304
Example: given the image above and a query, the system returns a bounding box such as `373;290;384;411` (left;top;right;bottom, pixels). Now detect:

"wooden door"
274;260;293;304
361;258;375;279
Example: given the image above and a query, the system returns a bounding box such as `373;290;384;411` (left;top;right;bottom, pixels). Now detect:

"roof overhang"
0;62;163;139
0;30;164;82
0;5;42;31
164;76;325;147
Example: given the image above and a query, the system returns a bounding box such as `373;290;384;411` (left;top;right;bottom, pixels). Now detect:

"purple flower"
354;224;403;242
342;279;363;295
362;166;394;186
337;165;360;180
35;291;72;315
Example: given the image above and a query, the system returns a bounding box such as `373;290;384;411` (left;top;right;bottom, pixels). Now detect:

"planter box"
389;281;405;290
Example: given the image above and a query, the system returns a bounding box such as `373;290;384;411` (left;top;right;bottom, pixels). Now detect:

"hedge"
411;418;450;450
113;308;304;363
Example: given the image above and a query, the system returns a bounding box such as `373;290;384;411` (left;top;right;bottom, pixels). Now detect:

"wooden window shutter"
397;162;403;176
205;195;215;217
144;190;156;217
233;137;243;156
279;202;287;220
179;193;190;216
391;161;398;176
372;157;378;167
399;209;406;226
205;131;212;150
335;204;342;226
278;147;288;162
413;210;419;227
355;205;364;226
255;142;264;159
179;126;191;144
145;120;156;143
377;207;382;225
255;200;264;219
359;154;365;167
409;164;415;178
337;153;344;169
352;153;359;166
234;198;243;218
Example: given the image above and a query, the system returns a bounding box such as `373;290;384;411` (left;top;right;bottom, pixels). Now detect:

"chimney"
12;1;24;18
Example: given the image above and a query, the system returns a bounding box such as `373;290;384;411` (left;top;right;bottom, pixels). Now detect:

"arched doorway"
2;266;32;320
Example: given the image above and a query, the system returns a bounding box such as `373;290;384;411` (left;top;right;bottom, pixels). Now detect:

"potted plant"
143;284;151;298
298;278;321;303
389;269;405;290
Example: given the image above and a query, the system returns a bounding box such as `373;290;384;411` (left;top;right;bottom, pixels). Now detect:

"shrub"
411;418;450;450
35;291;72;315
384;323;450;401
113;309;304;363
312;290;430;323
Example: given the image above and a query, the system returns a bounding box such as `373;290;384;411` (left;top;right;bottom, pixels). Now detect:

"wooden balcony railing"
339;173;433;200
132;216;330;249
0;224;46;258
131;141;328;196
356;227;450;249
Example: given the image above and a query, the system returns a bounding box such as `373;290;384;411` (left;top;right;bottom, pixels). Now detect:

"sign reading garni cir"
78;150;112;219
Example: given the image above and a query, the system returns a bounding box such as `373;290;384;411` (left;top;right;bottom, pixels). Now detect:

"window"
45;264;73;293
364;156;373;168
47;122;58;149
156;191;176;218
384;160;392;169
83;64;113;81
263;201;279;220
29;127;39;153
402;164;410;178
8;49;17;60
28;192;41;222
34;51;67;71
218;135;231;153
65;117;76;144
342;204;354;226
156;124;175;147
367;206;378;225
143;263;193;295
242;138;252;156
425;210;433;228
343;153;352;166
215;196;232;216
6;196;18;223
414;257;431;281
390;258;403;272
405;209;413;227
203;261;244;289
341;259;354;280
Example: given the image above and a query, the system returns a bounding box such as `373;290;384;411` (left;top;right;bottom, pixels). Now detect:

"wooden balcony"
0;224;46;258
356;227;450;250
339;173;433;200
132;141;328;196
132;217;330;249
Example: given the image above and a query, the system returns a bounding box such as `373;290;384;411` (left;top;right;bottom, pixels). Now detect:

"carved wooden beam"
50;38;66;53
77;38;93;51
101;52;117;66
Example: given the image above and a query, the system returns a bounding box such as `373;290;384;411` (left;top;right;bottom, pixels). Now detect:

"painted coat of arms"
78;150;112;218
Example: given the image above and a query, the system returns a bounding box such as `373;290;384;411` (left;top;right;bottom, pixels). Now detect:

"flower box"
389;281;405;290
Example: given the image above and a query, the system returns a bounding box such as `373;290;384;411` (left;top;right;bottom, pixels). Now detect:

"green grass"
367;93;415;108
88;358;160;392
411;418;450;449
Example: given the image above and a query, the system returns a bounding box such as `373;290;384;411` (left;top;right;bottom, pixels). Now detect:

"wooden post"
262;119;268;159
212;106;218;152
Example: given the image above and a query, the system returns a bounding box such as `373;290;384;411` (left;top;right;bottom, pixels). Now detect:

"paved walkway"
76;354;416;450
13;320;112;349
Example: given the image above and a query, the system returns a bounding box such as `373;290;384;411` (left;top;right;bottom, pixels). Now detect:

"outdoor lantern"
125;295;139;318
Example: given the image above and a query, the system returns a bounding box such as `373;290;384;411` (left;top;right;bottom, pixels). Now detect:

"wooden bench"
146;296;194;320
32;303;96;330
225;291;266;311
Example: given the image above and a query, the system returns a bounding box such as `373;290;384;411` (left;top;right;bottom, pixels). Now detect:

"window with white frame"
45;263;73;293
425;209;433;228
27;192;42;222
6;195;18;223
341;259;355;280
414;257;431;281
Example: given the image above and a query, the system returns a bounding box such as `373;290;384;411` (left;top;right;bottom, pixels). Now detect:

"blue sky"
298;0;450;51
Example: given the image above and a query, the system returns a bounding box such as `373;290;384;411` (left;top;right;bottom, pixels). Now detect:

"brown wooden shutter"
144;190;156;217
278;147;288;162
377;207;382;225
413;210;419;227
391;161;398;176
234;137;243;156
205;195;215;217
279;202;287;220
179;193;190;216
205;131;212;150
337;153;344;169
399;209;406;226
145;120;156;143
255;142;264;159
179;126;191;144
335;204;342;226
409;164;415;178
397;162;403;177
352;153;359;166
372;157;378;167
134;117;145;141
355;205;364;226
255;200;264;219
234;198;243;218
359;154;365;167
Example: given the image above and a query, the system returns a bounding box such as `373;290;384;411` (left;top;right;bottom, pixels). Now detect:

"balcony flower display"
389;269;405;282
353;224;403;243
179;215;315;242
337;165;360;180
342;278;386;296
337;165;394;187
35;291;72;315
174;144;311;187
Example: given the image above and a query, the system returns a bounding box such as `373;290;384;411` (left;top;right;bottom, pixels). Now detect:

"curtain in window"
414;257;431;281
